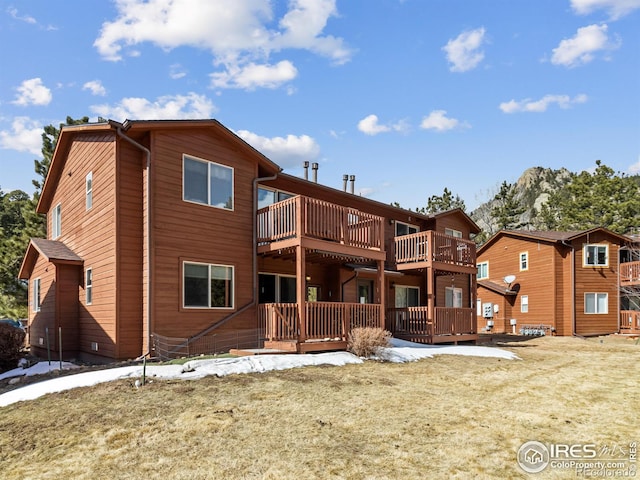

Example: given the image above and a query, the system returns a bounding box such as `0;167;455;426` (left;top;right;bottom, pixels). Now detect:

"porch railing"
395;231;476;267
620;310;640;331
260;302;382;342
386;306;476;337
621;261;640;285
257;196;383;250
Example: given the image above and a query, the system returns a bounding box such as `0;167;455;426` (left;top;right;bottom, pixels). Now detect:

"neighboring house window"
257;187;294;209
477;261;489;280
33;278;41;312
445;228;462;238
395;285;420;307
85;268;93;305
86;172;93;210
183;155;234;210
585;293;608;314
476;298;482;316
521;295;529;313
395;221;418;236
184;262;234;308
258;273;296;303
445;287;463;308
584;244;608;266
52;203;61;239
520;252;528;271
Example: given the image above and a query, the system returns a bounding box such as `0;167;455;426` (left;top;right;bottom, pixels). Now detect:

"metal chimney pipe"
349;175;355;194
312;162;319;183
303;161;309;180
343;174;349;191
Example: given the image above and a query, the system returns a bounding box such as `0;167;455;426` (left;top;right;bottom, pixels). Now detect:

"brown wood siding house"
19;119;481;361
476;229;631;337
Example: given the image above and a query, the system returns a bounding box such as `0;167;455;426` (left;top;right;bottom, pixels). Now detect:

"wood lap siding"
150;130;257;337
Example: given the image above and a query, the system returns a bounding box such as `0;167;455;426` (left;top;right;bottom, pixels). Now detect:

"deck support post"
376;259;385;330
427;267;435;340
296;247;307;344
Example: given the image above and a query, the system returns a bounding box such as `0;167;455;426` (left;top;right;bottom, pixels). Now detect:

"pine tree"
418;187;466;214
490;181;526;230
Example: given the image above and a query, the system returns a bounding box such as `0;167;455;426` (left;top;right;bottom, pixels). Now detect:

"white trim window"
395;221;419;237
585;293;608;314
477;261;489;280
521;295;529;313
52;203;61;239
258;273;296;303
257;187;294;209
584;244;608;267
86;172;93;210
33;278;41;312
184;262;234;309
445;287;463;308
445;228;462;238
520;252;528;271
395;285;420;308
85;268;93;305
183;155;234;210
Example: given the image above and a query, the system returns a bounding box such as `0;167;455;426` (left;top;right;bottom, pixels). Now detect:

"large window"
86;172;93;210
477;261;489;280
445;287;462;308
52;203;61;239
395;285;420;308
584;245;608;266
183;155;233;210
184;262;234;308
33;278;41;312
395;221;418;237
520;252;528;271
585;293;608;314
521;295;529;313
85;268;93;305
445;228;462;238
258;273;296;303
257;187;294;209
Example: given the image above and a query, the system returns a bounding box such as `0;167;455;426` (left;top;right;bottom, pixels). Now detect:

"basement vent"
38;337;44;346
91;342;99;352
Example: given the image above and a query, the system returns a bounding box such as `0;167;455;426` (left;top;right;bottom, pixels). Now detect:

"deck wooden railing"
621;261;640;286
257;196;383;250
620;310;640;332
260;302;382;342
386;307;476;337
395;231;476;267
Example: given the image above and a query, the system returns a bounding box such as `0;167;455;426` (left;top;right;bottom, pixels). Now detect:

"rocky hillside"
470;166;573;236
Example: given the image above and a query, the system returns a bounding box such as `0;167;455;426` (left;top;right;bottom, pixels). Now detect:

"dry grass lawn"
0;335;638;479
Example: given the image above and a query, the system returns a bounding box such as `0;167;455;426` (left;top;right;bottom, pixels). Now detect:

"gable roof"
38;119;282;214
18;238;83;279
477;227;632;254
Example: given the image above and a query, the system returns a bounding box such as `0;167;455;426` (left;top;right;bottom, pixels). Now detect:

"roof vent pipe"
312;162;319;183
303;161;309;180
349;175;355;194
343;174;349;192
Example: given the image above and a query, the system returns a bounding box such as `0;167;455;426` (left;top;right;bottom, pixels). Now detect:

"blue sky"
1;0;638;210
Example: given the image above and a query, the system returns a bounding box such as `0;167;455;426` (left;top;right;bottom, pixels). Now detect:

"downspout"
562;240;576;336
115;127;152;356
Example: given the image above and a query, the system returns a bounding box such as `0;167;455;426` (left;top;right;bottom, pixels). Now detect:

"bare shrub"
0;323;26;372
347;327;391;358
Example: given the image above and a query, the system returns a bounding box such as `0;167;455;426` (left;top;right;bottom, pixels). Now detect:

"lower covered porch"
386;306;477;344
620;310;640;335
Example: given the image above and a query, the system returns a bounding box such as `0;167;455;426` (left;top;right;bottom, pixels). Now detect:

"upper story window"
445;228;462;238
584;244;608;267
477;261;489;280
257;187;294;209
520;252;528;271
33;278;41;312
183;155;233;210
86;172;93;210
183;261;234;309
52;203;61;239
395;221;418;237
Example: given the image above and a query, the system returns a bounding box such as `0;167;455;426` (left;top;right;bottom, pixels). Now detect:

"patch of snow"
0;361;80;381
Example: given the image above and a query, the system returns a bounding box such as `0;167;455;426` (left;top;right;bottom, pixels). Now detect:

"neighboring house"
19;119;480;361
476;229;633;337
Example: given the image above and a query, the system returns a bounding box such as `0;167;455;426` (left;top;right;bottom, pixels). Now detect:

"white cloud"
0;117;43;154
420;110;468;132
7;6;36;24
210;61;298;90
551;24;620;68
442;27;486;73
12;78;52;106
90;93;216;122
570;0;640;20
82;80;107;96
93;0;352;90
629;157;640;174
235;130;320;168
170;64;187;80
357;114;408;136
499;94;588;113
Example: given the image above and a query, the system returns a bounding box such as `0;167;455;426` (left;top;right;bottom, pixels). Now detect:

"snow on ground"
0;361;79;381
0;340;518;407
